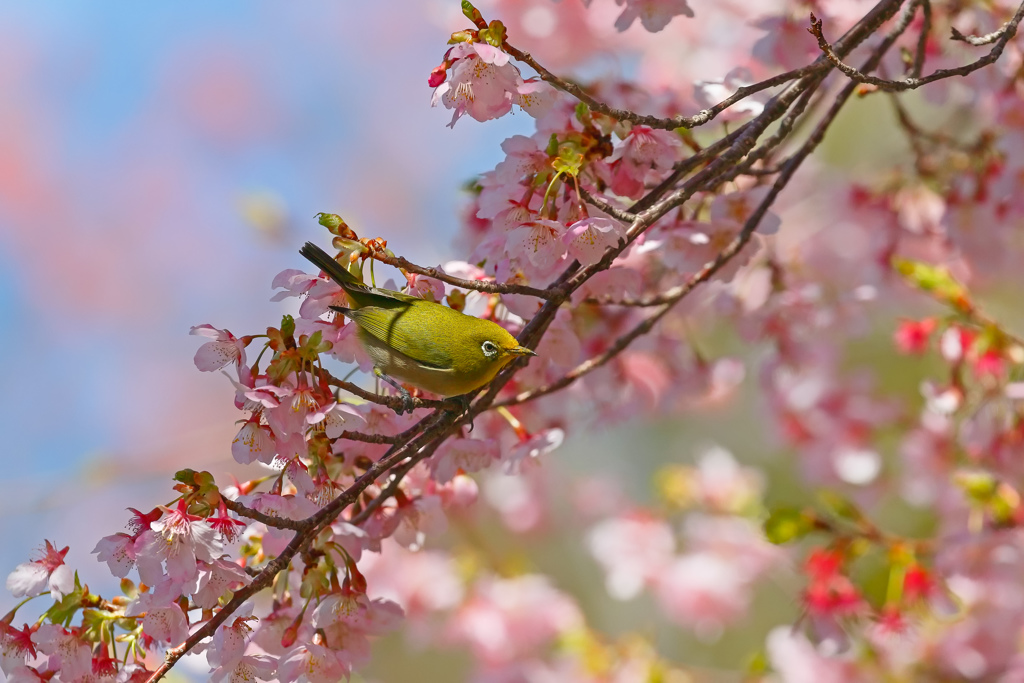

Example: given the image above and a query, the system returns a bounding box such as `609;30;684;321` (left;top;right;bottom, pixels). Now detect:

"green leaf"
461;0;485;27
763;507;814;544
316;212;342;231
281;314;296;340
546;133;559;157
574;102;591;124
267;353;298;384
44;580;87;627
448;29;475;44
479;20;506;47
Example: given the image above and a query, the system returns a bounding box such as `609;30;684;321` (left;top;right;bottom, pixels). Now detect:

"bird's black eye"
481;340;499;358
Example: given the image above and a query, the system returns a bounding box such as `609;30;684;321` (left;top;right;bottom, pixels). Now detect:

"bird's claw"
399;392;416;416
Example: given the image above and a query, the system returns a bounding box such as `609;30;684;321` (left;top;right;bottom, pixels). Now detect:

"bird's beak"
509;345;538;357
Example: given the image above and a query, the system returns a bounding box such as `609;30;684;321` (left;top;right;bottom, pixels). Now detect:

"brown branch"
809;1;1024;92
327;376;461;414
348;444;435;526
504;39;808;130
336;430;400;445
911;0;932;78
371;253;553;299
577;185;636;223
222;499;307;531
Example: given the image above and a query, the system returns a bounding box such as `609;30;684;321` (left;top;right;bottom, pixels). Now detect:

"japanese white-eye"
300;242;536;412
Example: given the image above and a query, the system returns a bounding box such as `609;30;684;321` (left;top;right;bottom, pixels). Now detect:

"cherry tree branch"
371;252;553;299
500;0;914;407
504;39;810;130
221;499;307;531
809;1;1024;92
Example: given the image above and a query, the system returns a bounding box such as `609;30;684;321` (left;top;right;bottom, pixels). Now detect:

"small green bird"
300;242;536;413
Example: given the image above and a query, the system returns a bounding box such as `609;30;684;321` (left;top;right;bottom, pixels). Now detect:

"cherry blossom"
189;559;252;609
613;0;694;32
5;541;74;601
124;582;189;645
586;513;675;599
30;625;91;681
604;125;683;198
431;42;555;128
0;623;36;676
190;324;247;372
446;575;583;668
134;501;222;587
277;641;352;683
563;216;626;265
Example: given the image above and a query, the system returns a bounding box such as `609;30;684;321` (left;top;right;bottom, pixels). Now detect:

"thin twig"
911;0;932;78
371;253;553;299
222;499;307;531
336;430;400;445
505;40;808;131
578;185;636;223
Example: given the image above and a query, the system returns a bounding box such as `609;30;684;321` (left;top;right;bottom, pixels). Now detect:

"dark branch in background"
809;1;1024;92
147;0;1018;679
910;0;932;78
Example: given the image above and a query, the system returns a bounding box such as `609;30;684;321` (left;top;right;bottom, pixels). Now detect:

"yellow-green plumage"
300;242;535;399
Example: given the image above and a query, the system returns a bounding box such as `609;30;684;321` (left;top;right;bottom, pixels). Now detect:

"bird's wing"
346;306;457;370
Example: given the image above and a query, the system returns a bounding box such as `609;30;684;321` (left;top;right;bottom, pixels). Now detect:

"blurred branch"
910;0;932;78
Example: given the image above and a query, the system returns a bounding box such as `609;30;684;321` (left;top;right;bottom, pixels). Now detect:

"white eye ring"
481;341;499;358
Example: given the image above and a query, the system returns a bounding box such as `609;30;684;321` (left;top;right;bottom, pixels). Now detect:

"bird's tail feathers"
300;242;361;287
330;305;355;320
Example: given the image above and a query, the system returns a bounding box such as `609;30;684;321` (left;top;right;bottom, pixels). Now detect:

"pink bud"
428;63;448;88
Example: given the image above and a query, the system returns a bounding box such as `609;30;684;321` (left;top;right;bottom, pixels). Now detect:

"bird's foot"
374;368;416;416
397;388;416;416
